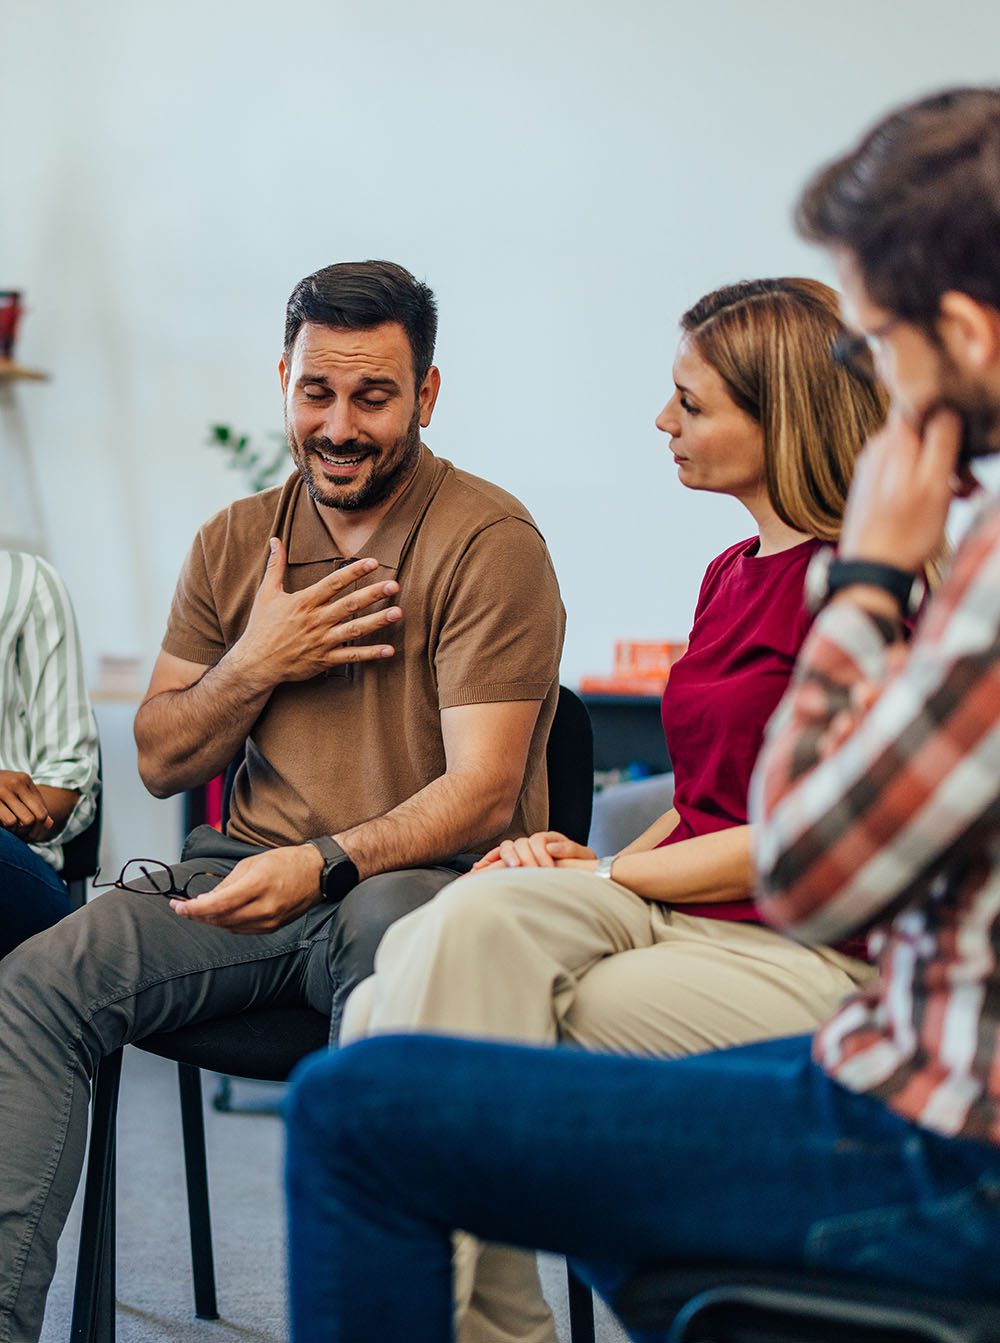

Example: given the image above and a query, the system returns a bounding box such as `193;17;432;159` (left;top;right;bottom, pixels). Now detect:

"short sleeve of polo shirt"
433;516;564;709
161;529;228;666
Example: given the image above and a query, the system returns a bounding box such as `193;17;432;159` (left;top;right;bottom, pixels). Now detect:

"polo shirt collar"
285;446;445;571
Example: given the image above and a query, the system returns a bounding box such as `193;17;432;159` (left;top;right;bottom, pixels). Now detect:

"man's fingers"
261;536;288;593
0;785;47;830
0;802;22;830
307;558;383;602
330;578;400;618
327;605;403;647
172;868;250;919
328;643;397;665
919;406;963;481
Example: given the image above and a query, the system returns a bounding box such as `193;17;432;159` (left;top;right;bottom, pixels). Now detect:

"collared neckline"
285;446;446;570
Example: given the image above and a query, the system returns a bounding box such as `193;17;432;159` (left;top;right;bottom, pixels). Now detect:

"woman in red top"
341;277;889;1342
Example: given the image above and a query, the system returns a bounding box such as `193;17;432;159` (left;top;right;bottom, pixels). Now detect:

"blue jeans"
0;828;71;961
285;1034;1000;1343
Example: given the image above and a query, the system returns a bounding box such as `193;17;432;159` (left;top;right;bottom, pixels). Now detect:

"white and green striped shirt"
0;552;99;872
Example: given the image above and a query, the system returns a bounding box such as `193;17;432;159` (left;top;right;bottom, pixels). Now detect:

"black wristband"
805;547;925;619
826;559;923;615
308;836;360;904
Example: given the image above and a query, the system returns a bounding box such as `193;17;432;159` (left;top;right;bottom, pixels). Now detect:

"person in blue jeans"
286;1034;1000;1343
285;86;1000;1341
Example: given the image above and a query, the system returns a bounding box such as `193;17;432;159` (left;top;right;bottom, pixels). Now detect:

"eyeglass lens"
116;860;217;899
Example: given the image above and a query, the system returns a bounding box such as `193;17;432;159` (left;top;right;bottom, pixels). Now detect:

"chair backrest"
62;751;103;909
546;686;594;846
219;684;595;848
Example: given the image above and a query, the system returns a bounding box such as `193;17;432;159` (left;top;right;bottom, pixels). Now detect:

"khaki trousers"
341;867;872;1343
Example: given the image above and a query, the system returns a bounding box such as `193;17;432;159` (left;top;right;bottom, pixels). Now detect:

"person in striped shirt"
282;87;1000;1343
0;551;99;960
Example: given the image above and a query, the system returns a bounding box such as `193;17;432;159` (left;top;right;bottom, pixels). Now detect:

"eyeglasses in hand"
92;859;220;901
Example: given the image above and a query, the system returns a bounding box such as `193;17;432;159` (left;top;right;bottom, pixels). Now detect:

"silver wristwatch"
595;855;617;880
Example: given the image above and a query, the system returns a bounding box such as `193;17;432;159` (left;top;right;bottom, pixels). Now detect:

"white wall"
3;0;1000;697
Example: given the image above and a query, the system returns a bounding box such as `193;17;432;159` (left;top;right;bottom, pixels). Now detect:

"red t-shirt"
657;535;821;922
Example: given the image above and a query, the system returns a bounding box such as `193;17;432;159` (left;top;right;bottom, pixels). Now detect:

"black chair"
613;1263;1000;1342
71;685;594;1342
63;760;103;911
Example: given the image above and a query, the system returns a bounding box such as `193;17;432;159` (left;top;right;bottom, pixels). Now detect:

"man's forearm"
334;769;516;880
135;655;274;797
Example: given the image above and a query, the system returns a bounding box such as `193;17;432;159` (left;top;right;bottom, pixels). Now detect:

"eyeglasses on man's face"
832;317;900;385
92;859;219;901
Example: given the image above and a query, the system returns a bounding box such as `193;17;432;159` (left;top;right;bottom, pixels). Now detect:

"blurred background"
3;0;1000;861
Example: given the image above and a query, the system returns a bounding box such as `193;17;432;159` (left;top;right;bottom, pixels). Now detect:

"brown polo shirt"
161;447;565;853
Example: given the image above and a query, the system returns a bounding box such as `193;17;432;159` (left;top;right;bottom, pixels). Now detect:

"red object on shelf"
579;640;687;698
578;674;669;697
0;291;23;360
614;640;687;677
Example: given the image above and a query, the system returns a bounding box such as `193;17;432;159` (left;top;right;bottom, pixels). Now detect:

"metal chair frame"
613;1263;1000;1343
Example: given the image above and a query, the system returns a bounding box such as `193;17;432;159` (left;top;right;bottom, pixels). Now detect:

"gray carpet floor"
40;1047;629;1342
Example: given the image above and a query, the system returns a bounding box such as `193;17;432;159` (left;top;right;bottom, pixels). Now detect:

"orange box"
578;673;669;697
613;640;687;678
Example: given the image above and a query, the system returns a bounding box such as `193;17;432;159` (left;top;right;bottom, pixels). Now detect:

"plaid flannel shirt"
750;497;1000;1144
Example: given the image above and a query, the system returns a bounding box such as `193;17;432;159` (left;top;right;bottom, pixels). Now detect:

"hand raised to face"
837;407;963;574
228;537;403;691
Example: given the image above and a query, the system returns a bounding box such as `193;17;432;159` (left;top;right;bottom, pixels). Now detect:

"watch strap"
826;559;924;617
308;836;360;903
594;854;617;880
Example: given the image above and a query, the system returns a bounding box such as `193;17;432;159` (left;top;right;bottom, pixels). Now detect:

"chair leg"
94;1167;116;1342
72;1047;124;1343
177;1062;219;1320
566;1260;596;1343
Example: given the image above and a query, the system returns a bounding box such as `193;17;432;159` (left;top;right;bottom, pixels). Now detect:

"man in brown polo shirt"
0;260;564;1343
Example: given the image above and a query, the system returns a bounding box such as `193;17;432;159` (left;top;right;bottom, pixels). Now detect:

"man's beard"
290;406;422;511
935;354;1000;463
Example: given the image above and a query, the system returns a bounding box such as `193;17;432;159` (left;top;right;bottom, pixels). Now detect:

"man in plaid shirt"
753;86;1000;1145
282;89;1000;1342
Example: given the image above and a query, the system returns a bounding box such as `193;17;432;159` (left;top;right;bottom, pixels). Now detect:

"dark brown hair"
797;87;1000;324
285;261;438;386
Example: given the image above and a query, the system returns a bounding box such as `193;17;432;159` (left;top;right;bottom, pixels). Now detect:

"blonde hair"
681;278;888;542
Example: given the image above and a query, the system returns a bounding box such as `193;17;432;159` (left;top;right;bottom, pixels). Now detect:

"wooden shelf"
0;360;50;383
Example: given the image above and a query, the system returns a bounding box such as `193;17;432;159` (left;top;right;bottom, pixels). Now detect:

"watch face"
804;547;834;615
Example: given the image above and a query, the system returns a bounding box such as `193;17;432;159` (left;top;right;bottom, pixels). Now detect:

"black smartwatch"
804;546;925;618
308;836;360;904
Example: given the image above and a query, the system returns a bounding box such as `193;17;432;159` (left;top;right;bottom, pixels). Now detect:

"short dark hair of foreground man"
282;92;1000;1343
0;258;564;1343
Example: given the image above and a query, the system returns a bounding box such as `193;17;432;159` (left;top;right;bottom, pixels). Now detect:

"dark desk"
579;693;670;776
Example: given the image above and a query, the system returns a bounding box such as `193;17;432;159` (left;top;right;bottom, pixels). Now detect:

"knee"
0;923;79;1036
379;872;518;963
287;1037;414;1168
0;921;71;1027
334;870;453;951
